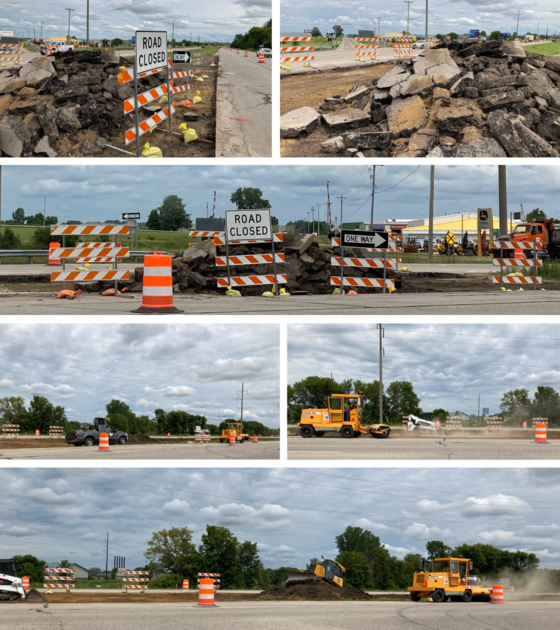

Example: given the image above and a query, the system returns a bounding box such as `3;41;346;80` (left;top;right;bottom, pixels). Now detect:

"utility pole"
428;166;434;262
336;195;347;228
311;206;315;235
498;166;508;235
369;166;376;226
517;11;520;37
316;202;321;237
87;0;89;43
405;1;414;36
206;202;208;218
378;324;384;423
238;382;248;432
105;532;109;580
172;19;175;44
65;8;74;44
40;22;43;39
43;198;46;226
425;0;429;42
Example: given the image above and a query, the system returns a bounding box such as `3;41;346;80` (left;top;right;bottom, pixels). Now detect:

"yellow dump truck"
219;422;249;443
408;557;492;602
298;392;391;439
286;558;345;587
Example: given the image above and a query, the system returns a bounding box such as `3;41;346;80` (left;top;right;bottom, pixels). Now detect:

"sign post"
173;49;191;101
225;209;277;296
135;31;168;155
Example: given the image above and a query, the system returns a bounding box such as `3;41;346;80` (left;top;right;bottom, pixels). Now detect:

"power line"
89;0;149;16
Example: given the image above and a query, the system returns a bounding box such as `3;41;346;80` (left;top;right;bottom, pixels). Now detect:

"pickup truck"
40;42;75;55
65;421;128;447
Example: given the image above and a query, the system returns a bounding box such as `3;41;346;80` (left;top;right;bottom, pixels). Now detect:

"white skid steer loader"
0;559;27;601
405;414;437;432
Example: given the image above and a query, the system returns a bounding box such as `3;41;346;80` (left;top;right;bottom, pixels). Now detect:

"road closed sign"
136;31;168;73
225;209;271;242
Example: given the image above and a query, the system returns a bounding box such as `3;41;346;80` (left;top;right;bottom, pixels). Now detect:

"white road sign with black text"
341;230;389;249
136;31;168;73
226;209;271;242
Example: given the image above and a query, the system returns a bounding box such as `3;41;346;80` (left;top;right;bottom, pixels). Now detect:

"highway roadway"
288;437;560;460
2;290;560;315
216;48;271;157
0;442;279;460
282;37;400;72
3;600;559;630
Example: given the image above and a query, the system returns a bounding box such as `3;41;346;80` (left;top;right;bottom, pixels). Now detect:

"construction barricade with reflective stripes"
1;424;19;438
486;417;502;430
195;433;211;442
122;570;150;590
492;240;542;287
532;418;549;427
446;417;462;430
0;43;23;63
49;425;64;437
44;568;75;590
281;36;314;64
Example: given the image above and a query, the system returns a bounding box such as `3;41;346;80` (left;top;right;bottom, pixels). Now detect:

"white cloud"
162;499;191;516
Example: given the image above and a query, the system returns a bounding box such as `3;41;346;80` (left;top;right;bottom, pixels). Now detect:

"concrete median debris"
281;39;560;157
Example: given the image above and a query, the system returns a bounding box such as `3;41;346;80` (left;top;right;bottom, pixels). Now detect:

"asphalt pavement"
3;600;559;630
0;442;279;460
2;290;560;315
0;47;41;72
288;437;560;460
215;48;271;157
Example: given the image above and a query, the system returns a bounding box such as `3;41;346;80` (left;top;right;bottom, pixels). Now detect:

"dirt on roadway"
281;63;390;158
260;581;382;601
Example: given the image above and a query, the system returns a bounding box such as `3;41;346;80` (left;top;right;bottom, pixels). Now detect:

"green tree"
336;551;374;589
230;187;271;210
153;195;190;231
311;27;322;37
448;32;459;40
0;396;27;425
0;226;21;249
353;379;385;425
426;540;453;560
149;573;182;588
385;381;421;424
106;399;134;420
480;30;487;37
12;208;25;224
200;525;241;588
436;33;445;41
60;559;70;567
500;388;531;418
432;408;448;421
237;540;261;588
111;38;123;46
531;386;560;427
145;527;197;577
110;567;118;579
488;30;502;41
526;208;547;222
146;209;161;230
289;376;344;413
400;554;422;588
335;526;381;554
13;555;46;583
23;396;68;434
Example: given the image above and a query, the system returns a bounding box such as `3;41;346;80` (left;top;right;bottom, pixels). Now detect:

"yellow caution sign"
445;231;456;245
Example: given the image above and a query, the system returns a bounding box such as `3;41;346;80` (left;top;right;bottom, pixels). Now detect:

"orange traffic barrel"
237;49;239;54
48;242;61;265
244;50;248;57
22;576;29;590
183;579;189;590
535;422;547;443
198;578;215;606
258;51;264;63
513;249;524;259
167;432;170;437
133;252;183;313
35;429;39;436
229;435;235;445
523;421;527;428
253;435;257;443
99;432;109;451
491;584;504;603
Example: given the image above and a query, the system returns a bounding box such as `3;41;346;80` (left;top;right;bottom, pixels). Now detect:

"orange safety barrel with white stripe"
49;242;61;265
330;277;395;289
183;580;189;590
99;432;109;451
535;422;547;443
133;252;184;314
229;435;236;445
258;51;265;63
253;435;258;443
491;584;504;603
198;578;216;606
22;577;29;590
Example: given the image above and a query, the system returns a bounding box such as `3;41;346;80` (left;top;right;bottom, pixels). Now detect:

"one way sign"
172;50;191;63
341;230;389;249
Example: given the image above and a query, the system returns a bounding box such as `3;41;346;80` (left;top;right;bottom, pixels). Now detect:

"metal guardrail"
0;250;173;264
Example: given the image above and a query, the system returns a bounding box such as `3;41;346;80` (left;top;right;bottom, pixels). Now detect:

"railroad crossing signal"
332;221;342;233
445;231;456;245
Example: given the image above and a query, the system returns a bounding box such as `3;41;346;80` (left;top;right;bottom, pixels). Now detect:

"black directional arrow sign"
340;230;389;249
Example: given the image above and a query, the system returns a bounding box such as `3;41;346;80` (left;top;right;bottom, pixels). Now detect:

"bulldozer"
219;422;249;443
408;557;492;603
286;557;345;588
299;392;391;439
0;558;31;601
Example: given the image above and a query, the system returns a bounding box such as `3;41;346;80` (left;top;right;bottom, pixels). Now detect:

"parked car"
257;48;272;58
412;40;430;49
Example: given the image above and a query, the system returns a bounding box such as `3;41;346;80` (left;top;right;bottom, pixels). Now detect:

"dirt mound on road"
260;581;372;601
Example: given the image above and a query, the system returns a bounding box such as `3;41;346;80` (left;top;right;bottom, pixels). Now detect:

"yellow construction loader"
408;557;492;602
298;392;391;439
286;557;345;587
219;422;249;443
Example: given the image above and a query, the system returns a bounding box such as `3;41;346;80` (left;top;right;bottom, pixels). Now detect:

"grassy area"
523;41;560;56
523;258;560;279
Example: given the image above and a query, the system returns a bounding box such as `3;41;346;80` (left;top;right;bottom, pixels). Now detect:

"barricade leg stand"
382;250;387;294
134;65;140;157
271;235;278;297
339;243;345;295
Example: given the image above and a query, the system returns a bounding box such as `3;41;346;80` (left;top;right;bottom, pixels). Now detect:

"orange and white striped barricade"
0;43;23;64
198;578;220;589
253;435;258;443
446;417;462;430
99;432;110;451
486;417;502;430
122;570;150;592
532;418;548;428
281;36;314;66
491;584;504;603
76;241;123;263
1;424;19;438
523;421;527;429
35;429;40;436
535;422;548;444
215;214;287;295
183;579;189;590
133;251;184;314
330;232;398;294
48;425;64;437
355;38;379;42
493;240;543;288
44;568;75;593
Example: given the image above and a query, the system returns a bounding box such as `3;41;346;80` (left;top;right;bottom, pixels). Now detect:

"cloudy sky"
1;0;270;43
281;0;558;37
1;467;560;570
2;164;560;227
288;323;560;416
0;323;279;427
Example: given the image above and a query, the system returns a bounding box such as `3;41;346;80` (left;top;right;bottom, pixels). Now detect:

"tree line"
499;386;560;428
288;376;421;425
231;20;271;51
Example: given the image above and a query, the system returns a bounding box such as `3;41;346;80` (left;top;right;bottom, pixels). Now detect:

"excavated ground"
260;581;375;601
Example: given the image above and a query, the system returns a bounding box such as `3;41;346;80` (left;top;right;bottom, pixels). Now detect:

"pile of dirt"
280;40;560;158
71;235;560;296
260;581;372;601
0;49;217;157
